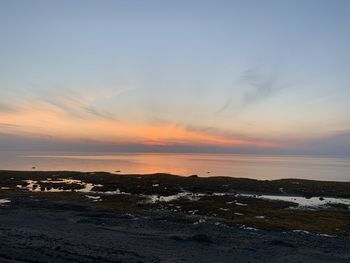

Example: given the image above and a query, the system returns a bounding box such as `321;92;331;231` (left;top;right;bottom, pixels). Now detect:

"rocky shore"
0;170;349;262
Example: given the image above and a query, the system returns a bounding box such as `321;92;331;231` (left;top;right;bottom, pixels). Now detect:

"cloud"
0;128;283;153
304;130;350;155
27;84;129;121
2;118;349;154
177;123;284;148
0;123;22;129
84;106;119;121
0;102;17;113
214;66;281;114
215;98;233;114
0;84;125;121
241;68;277;105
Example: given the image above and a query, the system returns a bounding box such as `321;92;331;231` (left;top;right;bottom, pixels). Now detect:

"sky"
0;0;350;154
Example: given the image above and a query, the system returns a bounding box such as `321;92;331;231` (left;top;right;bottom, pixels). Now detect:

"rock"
269;239;296;248
189;234;213;243
304;194;313;199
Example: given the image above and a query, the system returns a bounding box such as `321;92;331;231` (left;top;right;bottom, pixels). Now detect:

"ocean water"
0;151;349;181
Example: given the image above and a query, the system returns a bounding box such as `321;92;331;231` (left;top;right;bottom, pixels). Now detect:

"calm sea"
0;151;349;181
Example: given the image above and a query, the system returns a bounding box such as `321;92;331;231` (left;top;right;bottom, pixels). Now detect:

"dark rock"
170;234;212;243
304;194;313;199
189;234;213;243
269;239;297;248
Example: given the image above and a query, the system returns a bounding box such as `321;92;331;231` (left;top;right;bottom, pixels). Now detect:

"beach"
0;170;349;262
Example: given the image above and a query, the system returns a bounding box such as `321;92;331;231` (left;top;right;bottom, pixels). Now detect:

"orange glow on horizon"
0;105;282;149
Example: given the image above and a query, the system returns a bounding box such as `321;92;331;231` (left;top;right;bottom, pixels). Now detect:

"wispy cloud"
25;84;130;121
215;97;233;114
83;106;118;121
0;102;17;113
241;67;277;105
0;122;22;129
178;123;284;148
214;66;281;115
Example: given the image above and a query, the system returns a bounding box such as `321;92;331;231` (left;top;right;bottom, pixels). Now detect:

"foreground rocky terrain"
0;170;349;262
0;196;350;263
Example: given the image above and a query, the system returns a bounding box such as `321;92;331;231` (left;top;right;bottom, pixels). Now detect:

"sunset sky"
1;0;350;154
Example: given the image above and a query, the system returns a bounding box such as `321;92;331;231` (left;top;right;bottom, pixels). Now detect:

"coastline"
0;170;350;262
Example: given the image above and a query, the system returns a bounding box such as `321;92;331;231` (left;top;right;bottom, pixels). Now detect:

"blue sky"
0;0;350;153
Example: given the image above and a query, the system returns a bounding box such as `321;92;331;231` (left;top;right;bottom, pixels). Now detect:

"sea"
0;151;349;181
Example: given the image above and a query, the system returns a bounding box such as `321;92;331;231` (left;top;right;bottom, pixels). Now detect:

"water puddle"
0;199;11;205
241;194;350;208
145;192;205;203
17;179;102;193
13;177;350;209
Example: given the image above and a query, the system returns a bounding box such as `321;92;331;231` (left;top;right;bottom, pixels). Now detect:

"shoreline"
2;169;350;196
2;152;350;182
0;170;350;262
3;168;350;182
